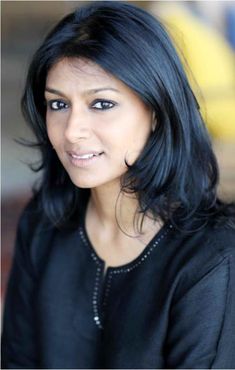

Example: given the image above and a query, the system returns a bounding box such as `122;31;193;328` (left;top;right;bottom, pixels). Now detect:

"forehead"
45;57;150;113
46;57;120;87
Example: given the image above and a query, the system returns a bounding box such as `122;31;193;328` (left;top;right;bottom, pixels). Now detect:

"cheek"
101;129;142;168
117;115;151;149
122;121;152;164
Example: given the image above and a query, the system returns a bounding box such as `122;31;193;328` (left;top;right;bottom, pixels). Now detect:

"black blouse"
1;196;235;369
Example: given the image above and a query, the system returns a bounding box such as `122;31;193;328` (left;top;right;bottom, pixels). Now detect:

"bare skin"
45;57;161;273
85;188;161;273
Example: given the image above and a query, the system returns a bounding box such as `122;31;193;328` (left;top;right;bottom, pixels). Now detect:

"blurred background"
1;1;235;302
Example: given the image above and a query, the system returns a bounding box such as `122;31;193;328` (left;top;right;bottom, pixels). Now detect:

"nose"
64;107;91;143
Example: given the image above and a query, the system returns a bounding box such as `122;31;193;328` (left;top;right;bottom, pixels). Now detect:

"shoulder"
16;193;87;274
15;193;58;276
17;193;54;241
171;219;235;263
197;222;235;277
199;221;235;258
170;221;235;301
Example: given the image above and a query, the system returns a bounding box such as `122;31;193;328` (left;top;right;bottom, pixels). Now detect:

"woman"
2;1;235;368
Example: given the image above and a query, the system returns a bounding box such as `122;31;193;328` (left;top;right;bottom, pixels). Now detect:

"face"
45;58;155;189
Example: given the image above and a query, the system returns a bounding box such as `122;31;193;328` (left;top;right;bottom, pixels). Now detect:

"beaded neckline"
78;221;173;275
78;211;173;330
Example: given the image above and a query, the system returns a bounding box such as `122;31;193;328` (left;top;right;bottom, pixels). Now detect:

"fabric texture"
1;196;235;369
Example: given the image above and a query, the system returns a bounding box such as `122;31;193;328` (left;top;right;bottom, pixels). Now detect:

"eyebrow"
45;86;121;96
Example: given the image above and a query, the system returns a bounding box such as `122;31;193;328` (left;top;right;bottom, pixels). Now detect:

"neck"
87;180;159;240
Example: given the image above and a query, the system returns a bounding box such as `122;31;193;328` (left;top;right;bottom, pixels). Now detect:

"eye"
91;100;116;110
47;100;69;111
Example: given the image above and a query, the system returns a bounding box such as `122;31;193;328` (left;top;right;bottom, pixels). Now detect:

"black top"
2;196;235;369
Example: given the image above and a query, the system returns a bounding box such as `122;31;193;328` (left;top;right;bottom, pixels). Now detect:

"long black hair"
21;1;234;232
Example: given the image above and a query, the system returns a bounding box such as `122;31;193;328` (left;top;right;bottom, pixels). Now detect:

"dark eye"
92;100;116;110
48;100;69;111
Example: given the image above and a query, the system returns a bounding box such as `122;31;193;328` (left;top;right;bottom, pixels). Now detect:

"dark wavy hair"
21;1;234;233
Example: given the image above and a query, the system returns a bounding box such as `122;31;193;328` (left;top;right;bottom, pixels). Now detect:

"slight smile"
67;151;104;168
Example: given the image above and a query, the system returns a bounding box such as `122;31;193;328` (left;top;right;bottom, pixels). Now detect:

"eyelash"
46;99;116;111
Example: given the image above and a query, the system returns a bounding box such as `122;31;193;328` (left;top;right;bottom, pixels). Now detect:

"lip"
67;151;104;168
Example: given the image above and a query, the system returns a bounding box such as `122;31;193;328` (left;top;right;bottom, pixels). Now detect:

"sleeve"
1;205;40;369
165;254;235;369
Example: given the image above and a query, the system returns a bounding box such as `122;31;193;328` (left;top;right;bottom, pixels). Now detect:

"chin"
68;174;107;189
